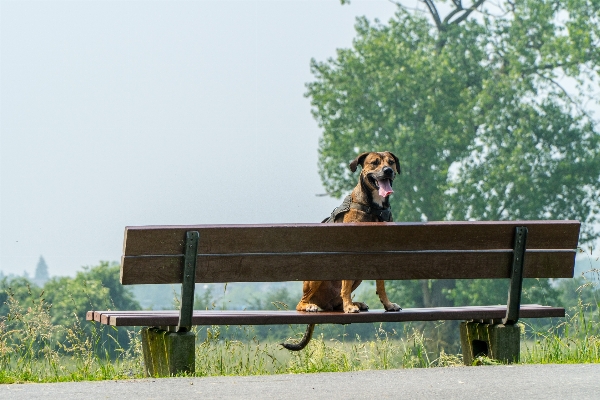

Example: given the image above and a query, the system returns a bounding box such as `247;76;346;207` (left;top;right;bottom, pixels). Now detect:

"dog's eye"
371;159;380;166
388;159;395;165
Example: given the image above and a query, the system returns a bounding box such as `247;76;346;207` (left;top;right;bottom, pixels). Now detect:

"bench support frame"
178;231;199;331
460;226;527;364
460;321;521;365
141;327;195;377
503;226;527;325
141;231;200;377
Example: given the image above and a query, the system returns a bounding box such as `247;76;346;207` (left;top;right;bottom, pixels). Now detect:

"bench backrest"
120;221;580;285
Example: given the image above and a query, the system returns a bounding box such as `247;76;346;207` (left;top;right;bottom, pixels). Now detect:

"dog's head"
349;151;400;200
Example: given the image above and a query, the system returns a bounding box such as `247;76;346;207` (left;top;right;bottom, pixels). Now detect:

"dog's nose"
383;167;394;176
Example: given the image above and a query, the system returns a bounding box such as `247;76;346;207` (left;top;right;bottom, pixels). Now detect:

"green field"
0;297;598;383
1;259;598;383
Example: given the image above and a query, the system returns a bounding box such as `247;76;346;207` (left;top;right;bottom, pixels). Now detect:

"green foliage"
194;285;217;310
557;277;600;310
192;322;458;377
1;262;141;355
308;0;600;310
522;300;600;364
448;278;560;307
42;261;140;352
0;277;42;316
0;278;144;382
44;262;139;326
246;286;297;311
310;0;600;233
0;265;598;382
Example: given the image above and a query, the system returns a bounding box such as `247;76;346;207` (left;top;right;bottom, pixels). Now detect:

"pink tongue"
378;179;393;197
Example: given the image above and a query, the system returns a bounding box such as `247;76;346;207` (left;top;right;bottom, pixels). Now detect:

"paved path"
2;364;599;399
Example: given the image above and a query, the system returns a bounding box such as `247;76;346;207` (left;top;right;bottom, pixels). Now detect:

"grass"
1;275;598;382
520;261;600;365
521;301;600;364
2;314;596;383
0;286;144;383
192;324;462;377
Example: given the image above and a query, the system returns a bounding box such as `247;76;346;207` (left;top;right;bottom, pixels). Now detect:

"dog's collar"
349;201;393;222
322;195;393;223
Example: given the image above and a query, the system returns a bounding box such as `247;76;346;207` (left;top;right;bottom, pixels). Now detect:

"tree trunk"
421;279;455;308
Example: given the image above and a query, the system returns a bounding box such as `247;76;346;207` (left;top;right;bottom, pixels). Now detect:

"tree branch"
496;204;507;220
444;3;469;25
421;0;443;31
387;0;428;15
522;61;580;74
534;71;594;121
449;0;486;25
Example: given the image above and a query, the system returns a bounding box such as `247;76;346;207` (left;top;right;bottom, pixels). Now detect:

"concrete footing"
460;321;521;365
141;327;195;377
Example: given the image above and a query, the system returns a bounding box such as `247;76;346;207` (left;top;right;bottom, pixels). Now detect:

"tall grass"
191;323;462;377
520;271;599;364
521;302;600;364
1;274;598;382
0;285;145;383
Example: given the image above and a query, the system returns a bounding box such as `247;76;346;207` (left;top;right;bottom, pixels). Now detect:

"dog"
282;151;402;351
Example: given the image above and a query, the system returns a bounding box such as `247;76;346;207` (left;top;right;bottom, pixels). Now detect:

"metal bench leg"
141;327;195;377
460;321;521;365
141;231;200;377
460;227;527;365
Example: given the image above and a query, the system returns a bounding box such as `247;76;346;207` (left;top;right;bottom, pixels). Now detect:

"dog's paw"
305;304;320;312
353;302;369;311
383;302;402;312
344;304;360;313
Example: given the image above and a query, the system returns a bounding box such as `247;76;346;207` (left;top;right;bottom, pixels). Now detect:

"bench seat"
87;304;564;326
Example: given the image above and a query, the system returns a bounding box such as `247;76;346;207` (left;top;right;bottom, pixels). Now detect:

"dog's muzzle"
369;171;394;198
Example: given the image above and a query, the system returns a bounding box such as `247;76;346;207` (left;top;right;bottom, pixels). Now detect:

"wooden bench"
87;220;580;376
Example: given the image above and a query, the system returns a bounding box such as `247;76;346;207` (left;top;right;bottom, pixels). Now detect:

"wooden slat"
86;310;177;324
122;221;580;256
88;305;565;327
120;250;576;284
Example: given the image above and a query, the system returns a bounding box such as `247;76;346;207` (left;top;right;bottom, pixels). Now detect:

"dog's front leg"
296;281;323;312
341;280;360;313
376;280;401;311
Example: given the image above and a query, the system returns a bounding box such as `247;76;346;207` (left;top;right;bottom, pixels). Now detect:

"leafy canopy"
1;262;140;354
310;0;600;240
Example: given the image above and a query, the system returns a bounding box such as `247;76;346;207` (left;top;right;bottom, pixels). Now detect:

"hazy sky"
1;1;406;277
2;1;597;278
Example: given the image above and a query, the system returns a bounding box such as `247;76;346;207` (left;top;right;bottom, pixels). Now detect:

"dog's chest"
341;209;380;223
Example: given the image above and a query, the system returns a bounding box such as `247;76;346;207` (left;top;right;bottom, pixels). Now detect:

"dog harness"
322;195;393;223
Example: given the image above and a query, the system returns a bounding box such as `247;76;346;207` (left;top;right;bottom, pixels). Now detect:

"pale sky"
1;1;598;278
1;1;404;277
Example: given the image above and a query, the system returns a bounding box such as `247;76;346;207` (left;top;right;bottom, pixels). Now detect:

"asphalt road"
2;364;599;399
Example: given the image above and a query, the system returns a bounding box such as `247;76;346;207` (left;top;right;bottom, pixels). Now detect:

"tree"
0;263;141;356
43;261;140;322
43;261;141;352
33;256;50;287
308;0;600;316
0;276;42;316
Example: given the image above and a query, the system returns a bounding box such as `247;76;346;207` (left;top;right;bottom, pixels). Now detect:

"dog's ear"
349;152;370;173
388;152;401;174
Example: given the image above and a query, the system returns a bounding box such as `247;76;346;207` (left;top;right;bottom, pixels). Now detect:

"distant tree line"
1;259;597;355
0;262;140;354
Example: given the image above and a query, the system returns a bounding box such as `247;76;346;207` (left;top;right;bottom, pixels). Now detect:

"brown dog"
282;151;402;351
